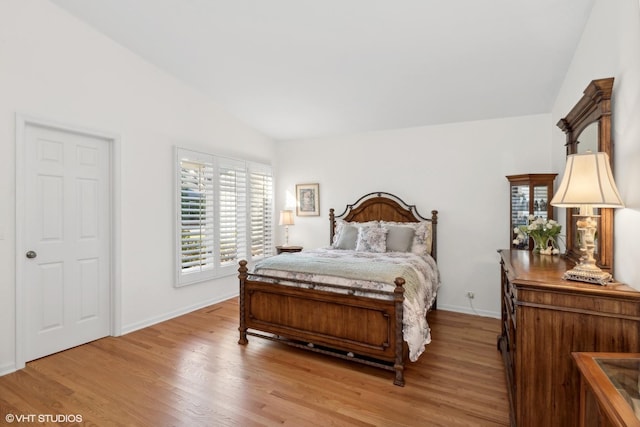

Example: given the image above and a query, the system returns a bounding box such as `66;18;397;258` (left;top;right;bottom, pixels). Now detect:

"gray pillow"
386;226;415;252
334;225;358;249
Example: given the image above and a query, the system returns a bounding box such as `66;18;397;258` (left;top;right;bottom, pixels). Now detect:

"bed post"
431;210;438;262
430;210;439;311
238;260;248;345
329;208;335;245
393;277;405;387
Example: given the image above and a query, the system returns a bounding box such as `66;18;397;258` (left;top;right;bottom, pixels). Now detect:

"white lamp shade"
550;152;624;208
279;210;295;226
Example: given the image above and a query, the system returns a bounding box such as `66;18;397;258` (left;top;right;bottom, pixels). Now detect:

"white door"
22;123;111;362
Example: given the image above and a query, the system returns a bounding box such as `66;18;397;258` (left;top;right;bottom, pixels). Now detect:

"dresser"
498;249;640;427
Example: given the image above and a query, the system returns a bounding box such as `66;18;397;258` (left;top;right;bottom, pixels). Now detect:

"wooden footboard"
238;260;407;386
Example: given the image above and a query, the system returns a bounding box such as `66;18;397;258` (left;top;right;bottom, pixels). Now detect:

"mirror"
557;78;614;272
578;122;599;153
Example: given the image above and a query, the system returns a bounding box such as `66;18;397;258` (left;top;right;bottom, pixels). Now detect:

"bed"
237;192;440;386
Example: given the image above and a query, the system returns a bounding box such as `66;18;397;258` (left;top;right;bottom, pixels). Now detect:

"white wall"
275;114;552;317
552;0;640;289
0;0;275;374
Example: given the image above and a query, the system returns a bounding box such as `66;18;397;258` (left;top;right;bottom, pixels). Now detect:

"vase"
531;236;545;253
531;235;557;255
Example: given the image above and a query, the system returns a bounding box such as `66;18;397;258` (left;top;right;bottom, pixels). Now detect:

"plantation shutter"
217;158;247;268
178;151;215;281
175;148;272;286
249;163;274;259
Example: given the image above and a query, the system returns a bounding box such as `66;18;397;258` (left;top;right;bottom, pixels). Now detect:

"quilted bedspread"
251;248;440;361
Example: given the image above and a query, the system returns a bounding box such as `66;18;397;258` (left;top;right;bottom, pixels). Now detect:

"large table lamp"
550;151;624;284
279;210;295;246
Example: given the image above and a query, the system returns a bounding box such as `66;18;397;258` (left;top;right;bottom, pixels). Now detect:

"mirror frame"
556;77;614;272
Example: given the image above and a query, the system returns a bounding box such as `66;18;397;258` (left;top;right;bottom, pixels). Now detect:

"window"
249;163;273;259
176;148;273;286
178;152;215;280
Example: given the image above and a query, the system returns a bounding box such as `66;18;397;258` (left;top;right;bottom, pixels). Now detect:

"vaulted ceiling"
50;0;596;141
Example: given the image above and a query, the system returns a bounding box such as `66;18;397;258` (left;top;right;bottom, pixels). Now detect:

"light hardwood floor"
0;299;509;426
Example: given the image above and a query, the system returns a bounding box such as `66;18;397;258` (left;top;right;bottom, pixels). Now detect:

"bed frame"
238;192;438;386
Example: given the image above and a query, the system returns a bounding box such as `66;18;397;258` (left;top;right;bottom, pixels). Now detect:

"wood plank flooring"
0;299;509;426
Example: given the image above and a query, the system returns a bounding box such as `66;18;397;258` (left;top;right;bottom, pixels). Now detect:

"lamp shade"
550;151;624;208
279;210;295;226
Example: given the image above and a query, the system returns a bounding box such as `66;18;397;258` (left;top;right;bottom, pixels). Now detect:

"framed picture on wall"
296;183;320;216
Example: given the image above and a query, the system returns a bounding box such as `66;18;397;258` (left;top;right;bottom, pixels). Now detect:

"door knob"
26;251;37;259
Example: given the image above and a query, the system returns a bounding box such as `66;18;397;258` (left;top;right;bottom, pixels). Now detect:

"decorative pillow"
355;226;388;253
386;226;416;252
380;221;432;256
334;225;359;250
332;220;379;247
411;221;432;256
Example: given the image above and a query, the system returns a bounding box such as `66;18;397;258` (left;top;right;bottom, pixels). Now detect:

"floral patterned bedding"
250;248;441;361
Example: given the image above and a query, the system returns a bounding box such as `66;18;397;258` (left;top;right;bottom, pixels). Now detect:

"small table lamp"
279;210;295;246
550;151;624;284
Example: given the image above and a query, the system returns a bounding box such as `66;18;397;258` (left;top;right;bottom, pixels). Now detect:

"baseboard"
0;362;17;377
121;292;238;335
436;303;500;319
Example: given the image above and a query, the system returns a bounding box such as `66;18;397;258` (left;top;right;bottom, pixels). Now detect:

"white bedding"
251;248;440;361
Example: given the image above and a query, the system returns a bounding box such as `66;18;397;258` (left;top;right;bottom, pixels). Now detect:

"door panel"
39;262;64;331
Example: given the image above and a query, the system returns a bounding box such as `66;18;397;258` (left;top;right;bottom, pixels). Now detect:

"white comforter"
251;248;440;361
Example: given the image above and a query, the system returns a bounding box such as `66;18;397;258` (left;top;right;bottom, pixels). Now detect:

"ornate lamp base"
563;267;612;285
563;212;613;285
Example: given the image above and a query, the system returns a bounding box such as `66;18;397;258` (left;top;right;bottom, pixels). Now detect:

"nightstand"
276;245;303;254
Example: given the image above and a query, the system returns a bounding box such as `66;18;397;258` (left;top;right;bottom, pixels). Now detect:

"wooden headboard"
329;192;438;260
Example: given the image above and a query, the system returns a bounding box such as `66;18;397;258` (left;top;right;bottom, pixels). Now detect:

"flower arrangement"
513;215;562;255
